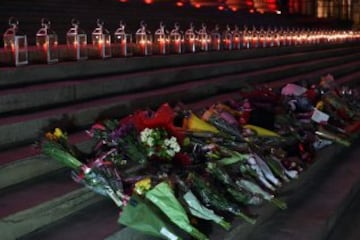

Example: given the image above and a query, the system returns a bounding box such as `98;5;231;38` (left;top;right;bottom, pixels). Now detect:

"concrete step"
20;135;360;240
1;45;359;240
0;54;359;190
231;139;360;240
1;48;360;151
1;46;358;115
18;201;122;240
0;44;355;88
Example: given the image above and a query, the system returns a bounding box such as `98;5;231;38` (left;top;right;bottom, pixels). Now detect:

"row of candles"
2;17;360;66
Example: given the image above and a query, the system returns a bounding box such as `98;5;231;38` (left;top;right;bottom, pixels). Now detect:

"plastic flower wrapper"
182;111;219;134
140;128;181;161
88;120;148;165
42;141;83;170
201;107;243;140
188;173;256;224
175;176;231;230
236;179;287;210
119;194;183;240
206;162;262;206
145;181;209;240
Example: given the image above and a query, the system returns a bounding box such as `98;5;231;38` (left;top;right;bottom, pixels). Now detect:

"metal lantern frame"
92;19;112;59
135;21;152;56
154;22;168;55
222;25;233;51
210;24;221;51
114;21;132;57
184;23;196;53
3;17;28;66
197;23;210;52
66;18;88;60
36;18;58;64
169;23;183;54
231;25;241;50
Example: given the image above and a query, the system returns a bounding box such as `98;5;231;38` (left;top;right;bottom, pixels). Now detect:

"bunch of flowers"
39;75;360;240
140;127;181;160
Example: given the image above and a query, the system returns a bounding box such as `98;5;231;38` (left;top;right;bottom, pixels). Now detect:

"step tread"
1;46;359;95
0;171;79;219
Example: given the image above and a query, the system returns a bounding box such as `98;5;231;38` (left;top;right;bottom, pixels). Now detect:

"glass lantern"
251;26;259;48
232;25;241;50
3;17;28;66
114;21;132;57
243;25;251;49
135;21;152;56
184;23;196;53
222;25;232;50
258;27;266;48
169;23;182;54
197;23;209;51
92;19;111;59
154;22;168;55
210;24;221;51
66;19;87;60
36;18;58;64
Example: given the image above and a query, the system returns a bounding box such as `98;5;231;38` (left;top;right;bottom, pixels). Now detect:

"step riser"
1;59;360;151
0;140;93;190
0;44;355;88
1;47;358;114
1;67;359;191
0;188;103;240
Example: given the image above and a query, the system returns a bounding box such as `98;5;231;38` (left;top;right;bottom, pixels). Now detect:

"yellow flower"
54;128;64;139
134;177;152;195
316;101;324;110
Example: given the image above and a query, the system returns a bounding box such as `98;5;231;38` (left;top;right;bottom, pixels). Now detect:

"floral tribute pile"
42;75;360;240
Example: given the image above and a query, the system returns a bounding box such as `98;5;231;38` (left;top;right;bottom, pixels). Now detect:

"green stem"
218;219;231;231
271;198;287;210
236;212;256;225
189;228;209;240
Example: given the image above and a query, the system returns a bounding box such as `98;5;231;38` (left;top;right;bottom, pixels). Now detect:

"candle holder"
184;23;196;53
3;17;28;66
197;23;209;51
258;27;266;48
66;19;87;61
222;25;232;51
169;23;182;54
243;25;251;49
266;27;274;48
154;22;168;55
135;21;152;56
251;26;259;48
36;18;58;64
231;25;241;50
210;24;221;51
114;21;132;57
91;19;111;59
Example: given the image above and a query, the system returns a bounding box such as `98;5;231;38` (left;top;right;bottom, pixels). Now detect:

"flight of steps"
0;42;360;240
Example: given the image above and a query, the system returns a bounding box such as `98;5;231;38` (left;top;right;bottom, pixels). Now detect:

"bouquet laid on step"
41;75;360;240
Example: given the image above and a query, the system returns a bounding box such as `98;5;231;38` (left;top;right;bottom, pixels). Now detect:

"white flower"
146;137;154;147
166;149;175;157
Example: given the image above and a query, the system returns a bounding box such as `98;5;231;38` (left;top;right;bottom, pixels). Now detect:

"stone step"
18;201;122;240
1;46;358;115
1;55;359;193
1;44;353;89
0;187;102;240
20;132;360;240
0;90;247;240
1;45;358;240
231;139;360;240
1;48;360;151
